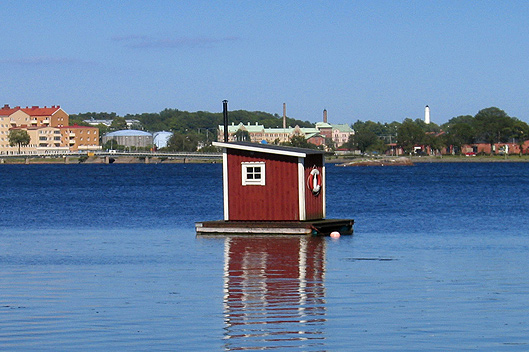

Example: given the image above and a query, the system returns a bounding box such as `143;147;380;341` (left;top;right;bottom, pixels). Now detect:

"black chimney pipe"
222;100;228;142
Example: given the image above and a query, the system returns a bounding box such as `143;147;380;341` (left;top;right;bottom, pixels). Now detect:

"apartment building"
218;122;324;145
61;125;100;151
0;104;100;154
217;121;352;148
315;122;355;147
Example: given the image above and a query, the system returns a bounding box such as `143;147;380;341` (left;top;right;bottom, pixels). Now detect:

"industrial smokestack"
425;105;430;124
283;103;286;129
223;100;229;142
323;109;328;123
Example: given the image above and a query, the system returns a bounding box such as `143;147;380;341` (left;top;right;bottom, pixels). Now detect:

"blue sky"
1;1;528;125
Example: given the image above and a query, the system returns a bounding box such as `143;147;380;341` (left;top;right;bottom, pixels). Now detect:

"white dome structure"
102;130;153;148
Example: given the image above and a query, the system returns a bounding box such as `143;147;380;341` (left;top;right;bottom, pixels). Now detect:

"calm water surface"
1;162;528;351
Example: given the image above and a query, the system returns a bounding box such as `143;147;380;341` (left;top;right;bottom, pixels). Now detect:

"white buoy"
330;231;341;238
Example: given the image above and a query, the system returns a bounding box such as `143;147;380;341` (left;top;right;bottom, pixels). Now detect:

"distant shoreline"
327;155;529;164
0;156;220;165
412;155;529;163
2;154;529;165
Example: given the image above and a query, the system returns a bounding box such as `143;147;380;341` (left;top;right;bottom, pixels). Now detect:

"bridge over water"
0;151;222;164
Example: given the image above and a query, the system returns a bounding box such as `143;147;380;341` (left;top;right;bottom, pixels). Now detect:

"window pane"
242;162;265;186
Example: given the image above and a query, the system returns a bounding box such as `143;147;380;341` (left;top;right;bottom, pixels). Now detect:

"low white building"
102;130;153;148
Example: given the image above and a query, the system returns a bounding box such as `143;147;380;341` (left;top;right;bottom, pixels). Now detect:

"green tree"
381;121;400;144
444;119;475;154
111;116;128;131
370;138;389;154
69;112;117;125
198;144;218;152
474;107;514;155
423;133;444;155
8;129;31;153
130;121;143;130
97;123;111;138
103;139;124;151
341;134;356;151
234;128;250;142
166;132;199;152
74;108;316;136
511;119;529;156
283;135;314;149
353;120;398;137
444;114;475;126
397;119;424;154
414;119;441;133
352;120;400;145
354;129;379;153
324;137;335;151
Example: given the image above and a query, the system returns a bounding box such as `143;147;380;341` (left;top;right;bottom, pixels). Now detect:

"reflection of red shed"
222;236;326;344
213;142;325;221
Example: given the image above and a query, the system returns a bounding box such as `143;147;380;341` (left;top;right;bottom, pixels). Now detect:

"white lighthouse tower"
425;105;431;124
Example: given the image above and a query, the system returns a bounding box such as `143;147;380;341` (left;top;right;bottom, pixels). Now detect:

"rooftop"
332;124;354;132
104;129;152;137
1;104;63;117
213;141;325;158
21;105;62;116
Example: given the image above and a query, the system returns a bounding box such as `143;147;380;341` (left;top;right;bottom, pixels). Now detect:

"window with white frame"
241;162;266;186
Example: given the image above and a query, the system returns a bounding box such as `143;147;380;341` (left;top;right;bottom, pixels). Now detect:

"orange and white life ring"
307;168;322;196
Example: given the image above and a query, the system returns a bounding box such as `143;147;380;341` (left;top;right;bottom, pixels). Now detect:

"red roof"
0;105;21;116
0;104;62;116
21;105;62;116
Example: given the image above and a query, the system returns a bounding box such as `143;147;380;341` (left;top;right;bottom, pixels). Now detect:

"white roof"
213;141;324;158
105;130;152;137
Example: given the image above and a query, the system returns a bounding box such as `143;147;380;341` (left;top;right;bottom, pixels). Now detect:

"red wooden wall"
227;149;300;221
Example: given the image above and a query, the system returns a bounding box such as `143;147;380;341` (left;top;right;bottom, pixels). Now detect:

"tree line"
71;109;315;152
71;109;312;133
343;107;529;155
71;106;529;154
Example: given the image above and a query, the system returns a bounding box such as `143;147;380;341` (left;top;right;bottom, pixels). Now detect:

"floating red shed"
213;141;325;221
196;141;353;236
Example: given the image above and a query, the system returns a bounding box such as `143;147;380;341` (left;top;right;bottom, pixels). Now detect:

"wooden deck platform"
195;219;354;236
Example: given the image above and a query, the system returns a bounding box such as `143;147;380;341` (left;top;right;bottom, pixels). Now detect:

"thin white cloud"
112;35;240;49
0;57;95;66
